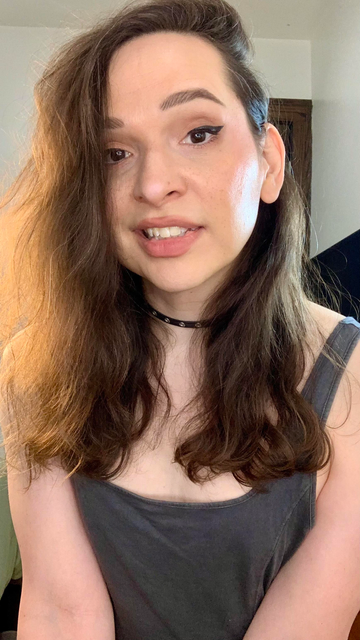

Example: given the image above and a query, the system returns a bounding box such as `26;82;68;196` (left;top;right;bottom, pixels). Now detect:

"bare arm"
8;458;116;640
1;343;115;640
243;341;360;640
17;603;115;640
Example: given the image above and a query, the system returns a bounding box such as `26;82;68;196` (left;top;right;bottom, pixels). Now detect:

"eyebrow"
104;88;225;130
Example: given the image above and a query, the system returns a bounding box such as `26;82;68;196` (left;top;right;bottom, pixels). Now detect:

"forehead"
107;31;233;112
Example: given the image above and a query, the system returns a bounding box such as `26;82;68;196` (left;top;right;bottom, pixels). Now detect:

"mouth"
133;226;204;258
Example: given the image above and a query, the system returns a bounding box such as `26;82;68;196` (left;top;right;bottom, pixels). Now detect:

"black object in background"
310;229;360;322
0;581;21;632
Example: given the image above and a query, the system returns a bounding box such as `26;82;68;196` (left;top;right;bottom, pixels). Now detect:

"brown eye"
184;125;224;147
104;148;129;165
189;130;208;143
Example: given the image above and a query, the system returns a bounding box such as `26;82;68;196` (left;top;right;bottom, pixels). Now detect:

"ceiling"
0;0;324;39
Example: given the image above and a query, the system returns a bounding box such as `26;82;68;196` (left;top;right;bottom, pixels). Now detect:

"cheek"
106;187;128;231
228;160;262;238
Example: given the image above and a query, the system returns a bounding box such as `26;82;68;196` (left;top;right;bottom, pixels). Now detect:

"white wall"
310;0;360;257
252;39;311;100
0;26;75;191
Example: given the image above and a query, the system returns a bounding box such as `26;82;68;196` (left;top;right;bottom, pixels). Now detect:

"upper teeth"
144;226;197;238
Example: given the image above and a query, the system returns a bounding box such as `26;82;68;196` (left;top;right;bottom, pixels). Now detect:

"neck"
144;300;206;328
141;278;213;326
152;315;199;355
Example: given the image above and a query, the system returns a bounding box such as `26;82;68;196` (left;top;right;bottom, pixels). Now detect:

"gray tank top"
70;316;360;640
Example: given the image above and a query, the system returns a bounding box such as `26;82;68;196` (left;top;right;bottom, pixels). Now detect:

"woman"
0;0;359;638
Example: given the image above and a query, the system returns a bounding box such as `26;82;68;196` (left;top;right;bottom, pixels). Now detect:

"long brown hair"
0;0;349;492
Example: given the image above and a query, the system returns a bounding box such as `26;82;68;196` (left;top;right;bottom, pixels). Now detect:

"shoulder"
305;299;346;340
304;299;360;436
304;301;360;428
295;301;346;396
306;301;360;508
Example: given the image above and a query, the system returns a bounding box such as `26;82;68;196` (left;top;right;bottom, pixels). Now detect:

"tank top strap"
301;316;360;425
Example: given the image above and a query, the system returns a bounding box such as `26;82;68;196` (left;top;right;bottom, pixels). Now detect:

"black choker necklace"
144;301;206;328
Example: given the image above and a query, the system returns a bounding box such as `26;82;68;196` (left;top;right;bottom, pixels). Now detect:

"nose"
133;149;185;206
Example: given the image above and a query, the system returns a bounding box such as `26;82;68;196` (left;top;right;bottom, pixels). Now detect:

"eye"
182;125;224;146
104;148;130;165
104;125;224;165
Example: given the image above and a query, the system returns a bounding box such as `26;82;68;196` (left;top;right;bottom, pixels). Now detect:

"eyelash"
104;125;224;165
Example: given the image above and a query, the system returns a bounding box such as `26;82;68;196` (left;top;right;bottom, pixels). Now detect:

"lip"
134;227;204;258
134;217;202;231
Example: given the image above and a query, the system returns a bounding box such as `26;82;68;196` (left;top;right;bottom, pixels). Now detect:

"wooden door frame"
268;98;313;256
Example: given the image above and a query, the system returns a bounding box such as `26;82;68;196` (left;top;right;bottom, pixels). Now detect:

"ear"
259;123;286;204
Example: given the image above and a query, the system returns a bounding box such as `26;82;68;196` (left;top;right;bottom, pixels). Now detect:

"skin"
105;31;286;352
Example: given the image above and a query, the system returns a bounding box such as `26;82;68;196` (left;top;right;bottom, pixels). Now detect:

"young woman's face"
105;32;282;304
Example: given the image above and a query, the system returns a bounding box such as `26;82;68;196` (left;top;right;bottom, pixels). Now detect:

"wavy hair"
0;0;349;492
